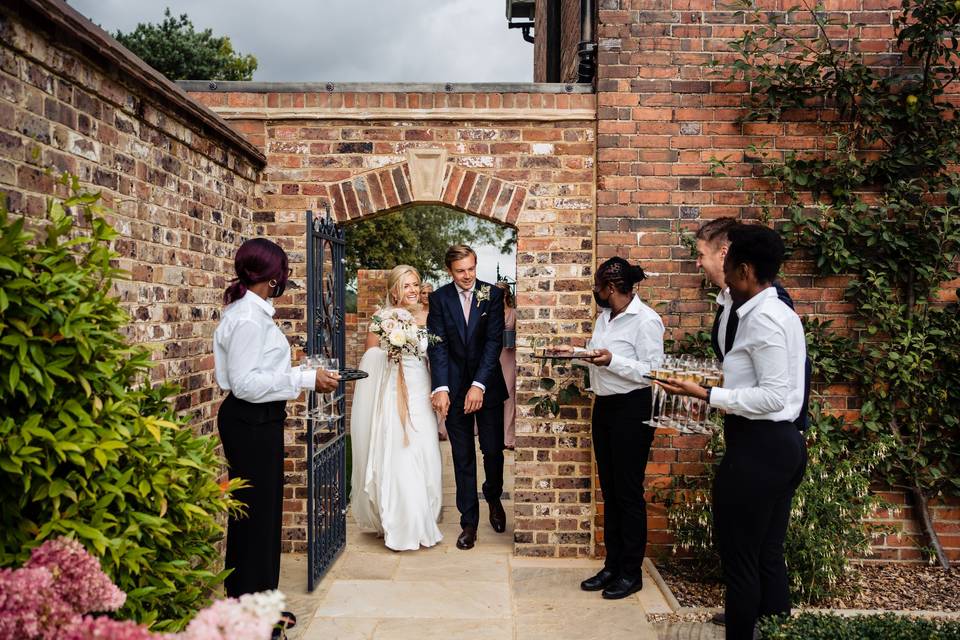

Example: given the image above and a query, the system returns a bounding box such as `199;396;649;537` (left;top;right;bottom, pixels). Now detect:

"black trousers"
445;390;505;529
593;387;655;579
714;415;807;640
217;393;287;598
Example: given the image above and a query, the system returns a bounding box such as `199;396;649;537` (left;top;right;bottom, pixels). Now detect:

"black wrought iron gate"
305;208;347;591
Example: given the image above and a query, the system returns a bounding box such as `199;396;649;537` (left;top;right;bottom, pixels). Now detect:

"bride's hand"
432;390;450;419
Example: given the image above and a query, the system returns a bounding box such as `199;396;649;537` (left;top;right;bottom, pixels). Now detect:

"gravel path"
655;561;960;612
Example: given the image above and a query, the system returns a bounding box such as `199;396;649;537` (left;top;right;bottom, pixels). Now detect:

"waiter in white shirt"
213;238;339;622
555;257;664;600
658;226;807;640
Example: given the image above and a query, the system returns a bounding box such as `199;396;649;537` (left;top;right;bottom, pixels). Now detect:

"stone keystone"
405;147;448;201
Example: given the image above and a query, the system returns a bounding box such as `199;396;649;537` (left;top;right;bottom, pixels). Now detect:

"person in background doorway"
419;282;434;313
495;281;517;450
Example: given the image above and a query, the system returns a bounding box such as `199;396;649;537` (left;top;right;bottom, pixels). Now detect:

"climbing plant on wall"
720;0;960;567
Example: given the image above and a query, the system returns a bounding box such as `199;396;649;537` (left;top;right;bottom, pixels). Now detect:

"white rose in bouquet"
381;318;398;333
406;324;419;342
388;329;407;347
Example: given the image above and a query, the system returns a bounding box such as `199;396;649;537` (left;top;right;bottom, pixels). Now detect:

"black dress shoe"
711;612;725;625
488;499;506;533
580;568;618;592
456;526;477;550
601;575;643;599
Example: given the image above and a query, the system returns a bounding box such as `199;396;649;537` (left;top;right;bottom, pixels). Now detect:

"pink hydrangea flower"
60;615;170;640
0;565;79;640
25;538;126;613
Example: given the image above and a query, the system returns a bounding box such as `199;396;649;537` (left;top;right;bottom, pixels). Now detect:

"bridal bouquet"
368;307;440;446
369;307;437;361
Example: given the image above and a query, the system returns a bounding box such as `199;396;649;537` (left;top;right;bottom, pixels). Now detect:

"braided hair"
596;256;647;294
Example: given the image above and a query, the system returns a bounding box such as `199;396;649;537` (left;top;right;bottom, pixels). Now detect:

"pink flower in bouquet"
26;538;126;614
0;566;79;640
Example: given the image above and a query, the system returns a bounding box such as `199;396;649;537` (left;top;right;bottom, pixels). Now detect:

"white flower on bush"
388;329;407;347
181;590;286;640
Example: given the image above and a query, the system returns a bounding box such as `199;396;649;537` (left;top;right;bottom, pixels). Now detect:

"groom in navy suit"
427;244;509;550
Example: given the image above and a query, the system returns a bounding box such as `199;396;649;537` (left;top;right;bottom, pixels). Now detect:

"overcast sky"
69;0;533;83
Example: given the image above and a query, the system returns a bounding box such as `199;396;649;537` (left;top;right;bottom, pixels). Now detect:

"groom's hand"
464;386;484;414
432;390;450;419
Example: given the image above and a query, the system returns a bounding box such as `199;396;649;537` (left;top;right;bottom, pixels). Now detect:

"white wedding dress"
349;336;443;551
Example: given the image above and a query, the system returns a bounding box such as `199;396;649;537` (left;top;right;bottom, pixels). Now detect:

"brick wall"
595;0;958;562
0;0;264;438
186;85;600;556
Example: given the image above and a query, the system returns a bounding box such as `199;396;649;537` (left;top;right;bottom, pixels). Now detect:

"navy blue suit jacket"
426;281;508;407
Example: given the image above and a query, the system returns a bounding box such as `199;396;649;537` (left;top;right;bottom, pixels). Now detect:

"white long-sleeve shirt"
709;286;806;421
578;295;665;396
214;291;316;403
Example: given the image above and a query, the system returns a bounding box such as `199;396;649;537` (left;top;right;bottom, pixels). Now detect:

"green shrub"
666;406;890;604
0;178;242;631
757;613;960;640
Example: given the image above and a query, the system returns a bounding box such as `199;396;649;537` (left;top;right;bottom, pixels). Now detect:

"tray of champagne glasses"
645;355;724;434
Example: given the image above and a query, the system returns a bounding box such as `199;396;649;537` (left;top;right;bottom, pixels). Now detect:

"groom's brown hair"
444;244;477;268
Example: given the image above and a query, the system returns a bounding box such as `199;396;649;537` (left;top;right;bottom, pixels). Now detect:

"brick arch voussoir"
321;161;526;227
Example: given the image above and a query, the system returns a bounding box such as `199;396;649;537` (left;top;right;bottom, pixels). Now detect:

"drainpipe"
577;0;597;84
547;0;562;82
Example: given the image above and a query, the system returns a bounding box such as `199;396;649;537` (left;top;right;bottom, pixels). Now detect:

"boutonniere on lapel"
475;285;491;307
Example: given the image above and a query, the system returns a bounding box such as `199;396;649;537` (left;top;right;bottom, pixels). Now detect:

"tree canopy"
114;8;257;81
344;205;516;285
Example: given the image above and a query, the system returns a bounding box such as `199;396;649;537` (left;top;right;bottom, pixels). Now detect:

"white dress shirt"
709;286;806;422
214;290;316;403
577;295;665;397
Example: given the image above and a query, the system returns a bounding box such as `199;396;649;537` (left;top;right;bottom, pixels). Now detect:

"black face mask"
593;289;611;308
271;279;286;298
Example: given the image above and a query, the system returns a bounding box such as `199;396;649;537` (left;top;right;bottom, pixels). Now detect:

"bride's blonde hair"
386;265;421;307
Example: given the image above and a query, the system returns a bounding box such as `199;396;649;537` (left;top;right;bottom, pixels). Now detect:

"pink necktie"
461;289;472;322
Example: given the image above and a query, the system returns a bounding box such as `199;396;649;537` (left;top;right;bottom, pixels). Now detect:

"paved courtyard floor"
277;441;682;639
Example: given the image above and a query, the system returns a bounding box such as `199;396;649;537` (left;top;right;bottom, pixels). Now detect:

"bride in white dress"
349;265;443;551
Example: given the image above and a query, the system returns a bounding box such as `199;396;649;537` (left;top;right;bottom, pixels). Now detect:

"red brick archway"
320;160;527;227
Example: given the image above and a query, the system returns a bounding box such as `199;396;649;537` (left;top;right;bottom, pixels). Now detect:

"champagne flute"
324;356;341;421
646;358;664;427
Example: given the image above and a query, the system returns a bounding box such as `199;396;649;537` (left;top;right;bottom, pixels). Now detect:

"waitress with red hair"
214;238;339;611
